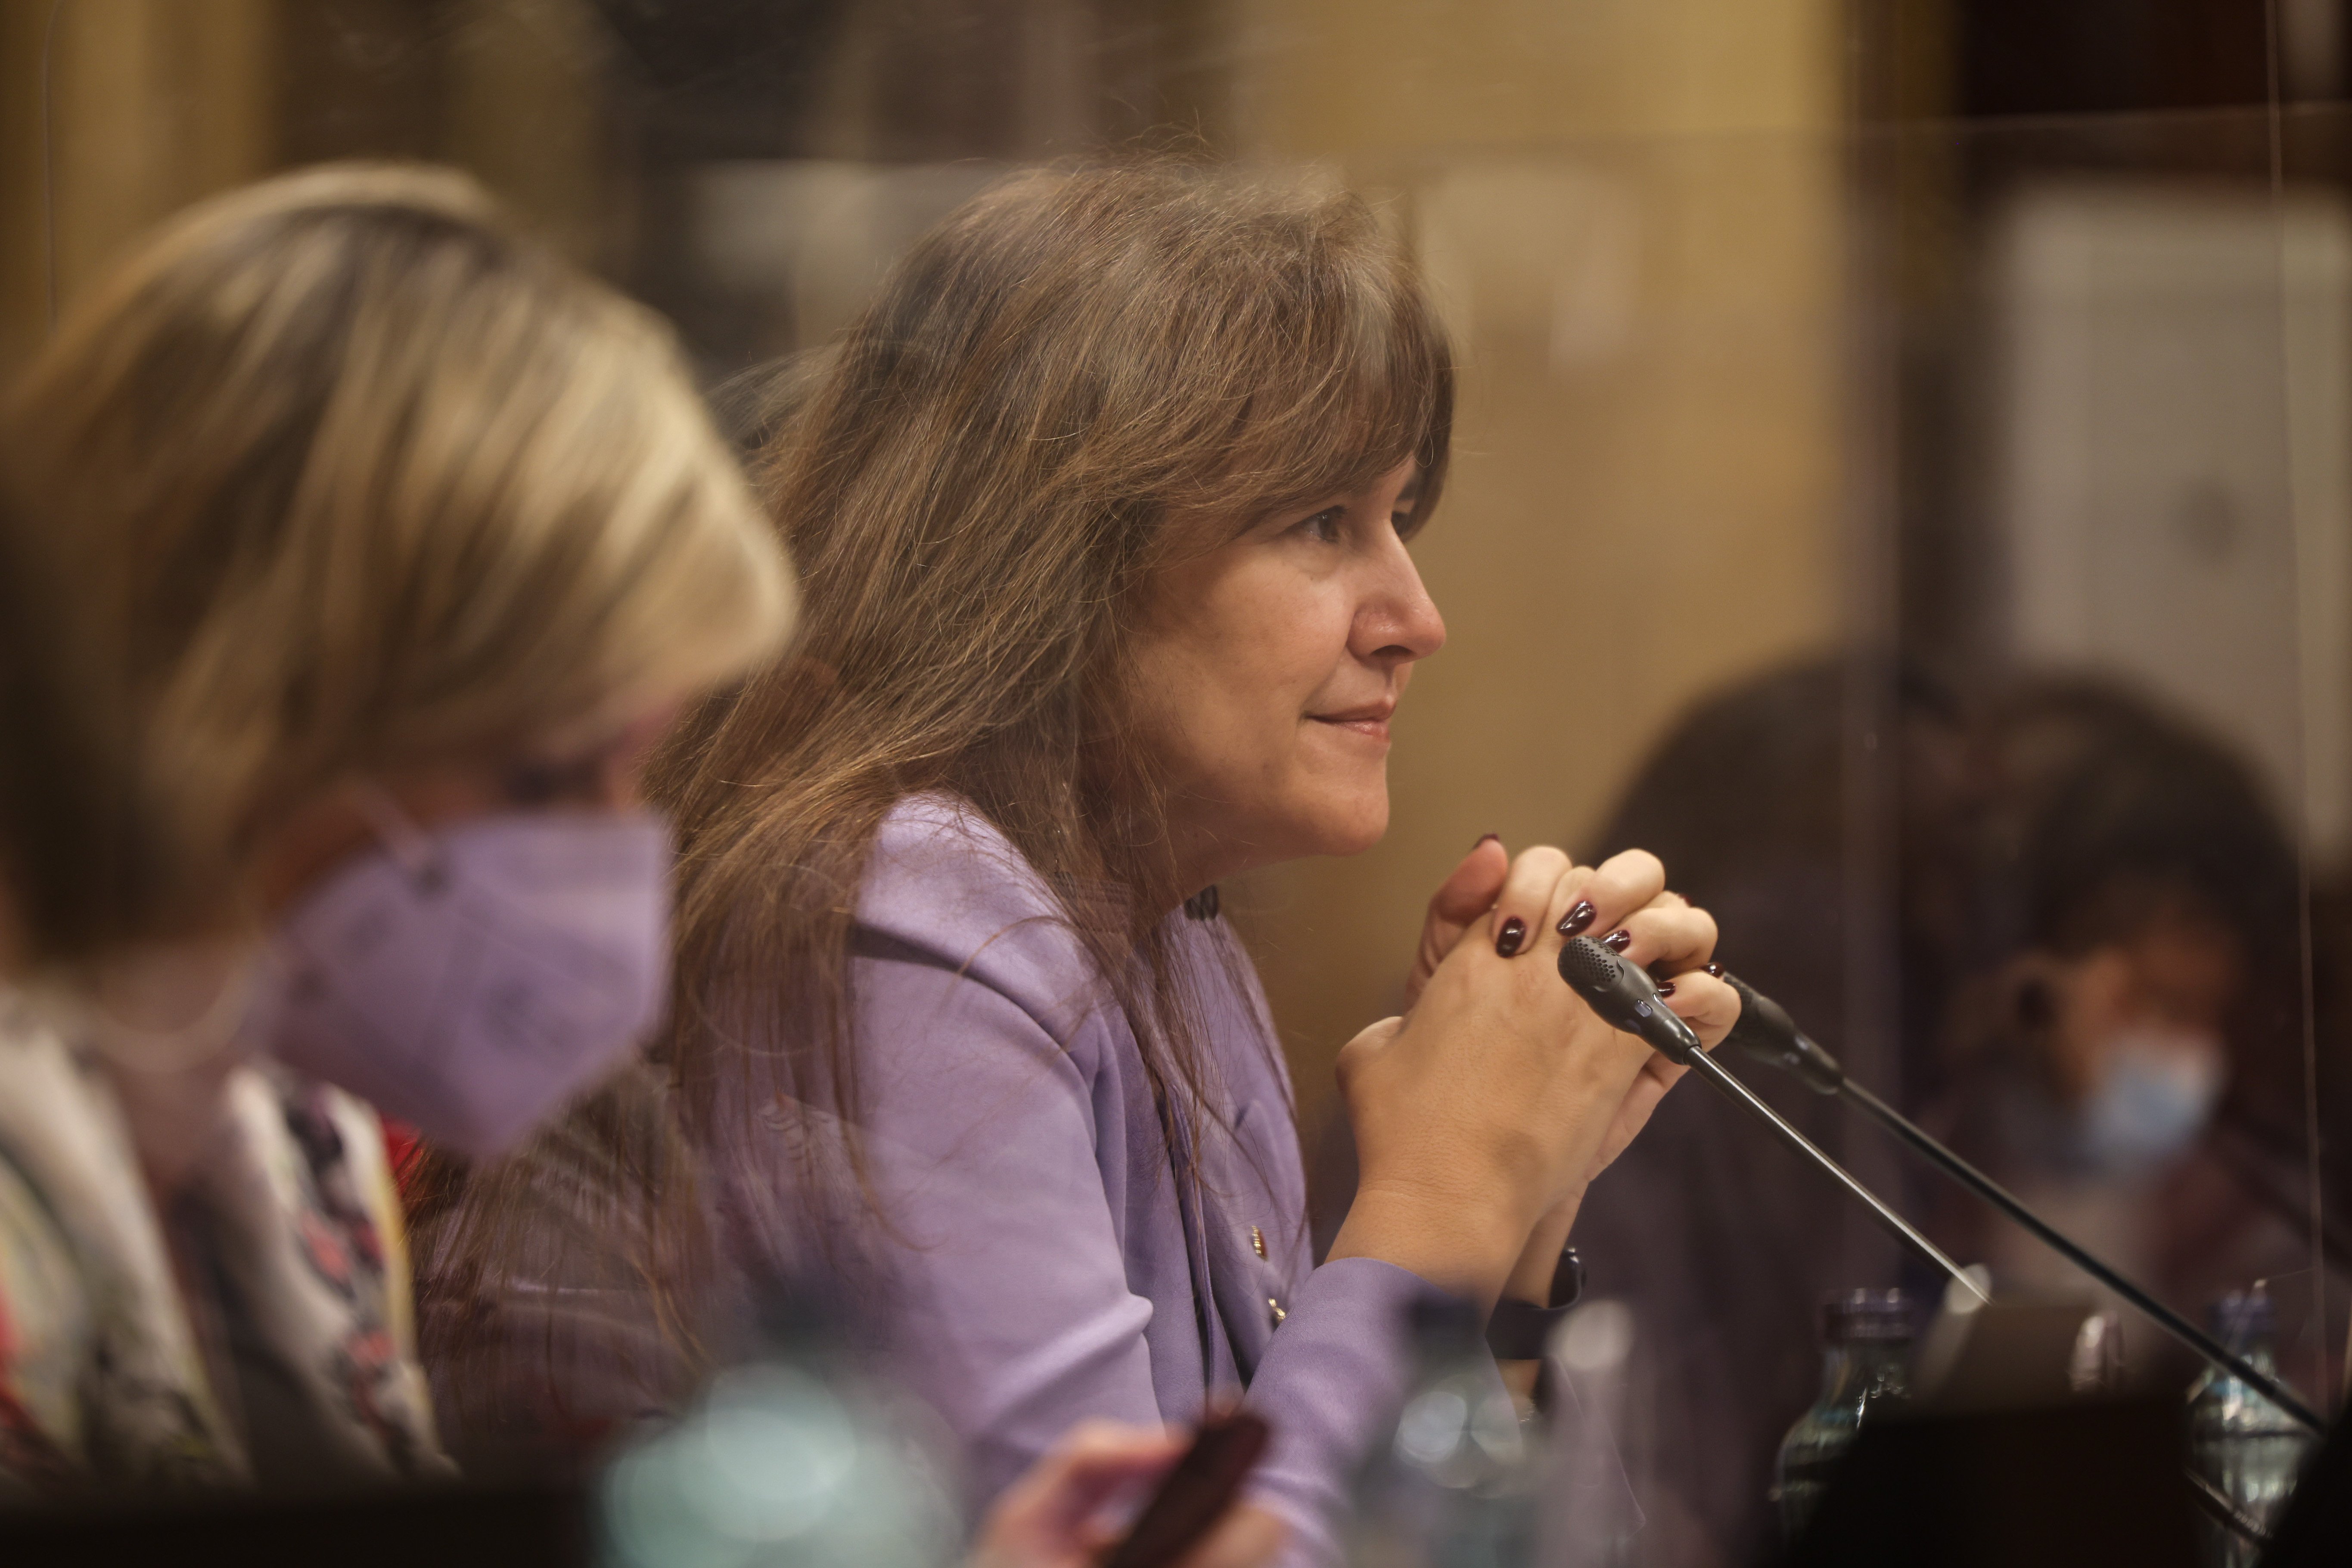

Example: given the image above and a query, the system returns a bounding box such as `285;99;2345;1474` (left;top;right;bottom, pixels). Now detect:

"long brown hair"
660;161;1453;1214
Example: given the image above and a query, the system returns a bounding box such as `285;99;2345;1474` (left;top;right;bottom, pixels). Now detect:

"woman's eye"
1297;506;1346;542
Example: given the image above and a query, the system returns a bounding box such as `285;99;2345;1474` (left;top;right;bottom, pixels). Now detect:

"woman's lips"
1307;705;1395;743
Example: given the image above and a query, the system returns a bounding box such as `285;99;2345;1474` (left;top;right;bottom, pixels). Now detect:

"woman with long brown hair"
492;163;1737;1559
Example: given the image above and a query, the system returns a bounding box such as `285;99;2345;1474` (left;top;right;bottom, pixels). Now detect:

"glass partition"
5;3;2343;1563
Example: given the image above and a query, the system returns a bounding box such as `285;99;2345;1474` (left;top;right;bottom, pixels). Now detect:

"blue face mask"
2077;1026;2225;1177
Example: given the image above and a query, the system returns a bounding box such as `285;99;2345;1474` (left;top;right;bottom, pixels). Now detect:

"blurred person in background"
1572;664;2343;1565
1565;658;1973;1568
1921;679;2345;1383
429;161;1743;1566
0;162;791;1495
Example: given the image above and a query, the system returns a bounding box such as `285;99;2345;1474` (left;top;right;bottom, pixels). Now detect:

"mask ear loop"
72;951;265;1076
352;783;452;896
84;786;439;1076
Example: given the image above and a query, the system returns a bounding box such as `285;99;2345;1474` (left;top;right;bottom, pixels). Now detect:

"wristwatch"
1485;1245;1585;1360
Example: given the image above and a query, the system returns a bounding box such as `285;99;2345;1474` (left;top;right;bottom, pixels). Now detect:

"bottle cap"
1821;1288;1916;1345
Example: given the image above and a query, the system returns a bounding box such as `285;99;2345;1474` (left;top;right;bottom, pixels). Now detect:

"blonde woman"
0;164;792;1494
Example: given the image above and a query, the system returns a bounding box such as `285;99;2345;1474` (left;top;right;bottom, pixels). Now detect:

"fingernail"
1496;916;1527;957
1557;900;1597;938
1475;832;1501;848
1704;961;1724;978
1602;928;1632;953
1656;979;1677;998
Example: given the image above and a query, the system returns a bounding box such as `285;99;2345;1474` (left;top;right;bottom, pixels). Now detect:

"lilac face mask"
267;804;674;1159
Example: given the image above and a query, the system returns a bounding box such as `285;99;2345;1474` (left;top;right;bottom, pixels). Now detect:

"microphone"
1557;936;1986;1303
1716;966;2327;1437
1717;973;1844;1094
1556;935;1703;1064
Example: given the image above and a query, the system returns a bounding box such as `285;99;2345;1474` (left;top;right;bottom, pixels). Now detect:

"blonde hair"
3;163;793;957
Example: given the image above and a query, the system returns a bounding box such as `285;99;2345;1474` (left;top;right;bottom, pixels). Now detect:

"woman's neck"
1157;793;1281;904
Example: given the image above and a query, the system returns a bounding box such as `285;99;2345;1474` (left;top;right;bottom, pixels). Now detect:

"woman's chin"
1214;778;1389;871
1300;789;1390;858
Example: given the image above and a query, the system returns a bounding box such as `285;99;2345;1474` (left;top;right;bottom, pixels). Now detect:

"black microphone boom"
1557;937;1987;1304
1715;968;2327;1437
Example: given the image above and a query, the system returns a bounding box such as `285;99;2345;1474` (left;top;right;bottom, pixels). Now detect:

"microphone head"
1556;933;1628;997
1558;936;1699;1063
1557;936;1648;1030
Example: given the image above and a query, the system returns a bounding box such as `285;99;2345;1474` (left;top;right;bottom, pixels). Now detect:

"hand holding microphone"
1431;843;1740;1190
1346;839;1739;1310
1327;840;1741;1309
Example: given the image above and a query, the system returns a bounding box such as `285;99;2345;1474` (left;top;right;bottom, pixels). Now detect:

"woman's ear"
1939;956;2059;1082
1997;946;2136;1105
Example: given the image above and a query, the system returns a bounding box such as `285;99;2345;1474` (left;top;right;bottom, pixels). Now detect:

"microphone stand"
1564;943;2279;1545
1554;936;1986;1304
1717;971;2328;1438
1678;1047;1989;1306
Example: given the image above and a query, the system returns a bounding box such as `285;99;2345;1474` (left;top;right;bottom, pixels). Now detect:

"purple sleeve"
851;959;1165;1506
1243;1256;1433;1565
851;956;1432;1565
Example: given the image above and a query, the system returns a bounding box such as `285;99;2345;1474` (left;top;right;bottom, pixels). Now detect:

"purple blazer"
728;794;1434;1563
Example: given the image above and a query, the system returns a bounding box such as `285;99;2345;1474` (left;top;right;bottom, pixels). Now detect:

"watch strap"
1485;1245;1585;1360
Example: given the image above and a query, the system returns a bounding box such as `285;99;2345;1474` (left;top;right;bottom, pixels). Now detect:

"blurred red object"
382;1118;426;1208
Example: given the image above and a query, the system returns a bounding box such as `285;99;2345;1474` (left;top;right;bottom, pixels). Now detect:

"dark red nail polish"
1704;961;1724;978
1557;900;1597;938
1656;979;1677;998
1602;928;1632;953
1497;916;1527;957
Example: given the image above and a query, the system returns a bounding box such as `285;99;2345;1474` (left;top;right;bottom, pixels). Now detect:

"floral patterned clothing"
0;990;448;1497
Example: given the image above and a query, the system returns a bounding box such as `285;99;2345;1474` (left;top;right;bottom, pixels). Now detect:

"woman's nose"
1356;541;1447;663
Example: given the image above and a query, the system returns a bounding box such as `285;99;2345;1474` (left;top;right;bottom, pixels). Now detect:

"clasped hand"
1327;838;1737;1310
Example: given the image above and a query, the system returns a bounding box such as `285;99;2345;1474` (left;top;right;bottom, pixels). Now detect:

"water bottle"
600;1342;961;1568
1772;1289;1915;1542
1347;1296;1543;1568
2187;1286;2313;1568
1538;1298;1642;1568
